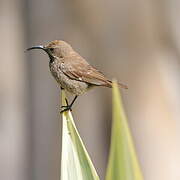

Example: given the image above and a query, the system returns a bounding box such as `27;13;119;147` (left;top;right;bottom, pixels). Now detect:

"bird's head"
27;40;73;60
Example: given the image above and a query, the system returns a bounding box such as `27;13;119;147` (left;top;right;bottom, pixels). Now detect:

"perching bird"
27;40;127;112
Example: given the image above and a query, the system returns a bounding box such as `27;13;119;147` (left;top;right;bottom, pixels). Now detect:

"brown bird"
27;40;127;113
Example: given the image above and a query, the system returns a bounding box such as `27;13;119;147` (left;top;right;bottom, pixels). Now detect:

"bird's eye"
49;48;54;52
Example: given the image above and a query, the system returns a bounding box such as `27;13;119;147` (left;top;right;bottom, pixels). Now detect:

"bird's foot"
60;106;72;113
60;98;72;113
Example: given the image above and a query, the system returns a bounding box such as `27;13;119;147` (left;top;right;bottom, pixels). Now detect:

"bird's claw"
60;105;72;113
60;98;72;113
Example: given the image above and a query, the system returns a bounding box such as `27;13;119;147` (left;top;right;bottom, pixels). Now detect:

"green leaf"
106;81;143;180
60;90;100;180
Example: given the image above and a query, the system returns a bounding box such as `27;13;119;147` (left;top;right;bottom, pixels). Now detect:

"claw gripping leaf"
61;90;99;180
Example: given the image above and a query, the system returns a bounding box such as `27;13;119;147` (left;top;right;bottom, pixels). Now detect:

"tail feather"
105;80;128;89
118;82;128;89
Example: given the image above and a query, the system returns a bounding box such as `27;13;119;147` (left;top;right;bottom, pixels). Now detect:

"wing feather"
61;54;128;89
61;55;112;87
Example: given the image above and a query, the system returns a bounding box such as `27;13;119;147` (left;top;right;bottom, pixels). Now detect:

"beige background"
0;0;180;179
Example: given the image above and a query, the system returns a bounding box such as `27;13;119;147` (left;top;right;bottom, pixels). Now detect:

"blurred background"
1;0;180;179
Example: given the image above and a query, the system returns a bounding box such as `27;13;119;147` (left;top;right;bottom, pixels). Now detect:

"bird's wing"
61;55;112;87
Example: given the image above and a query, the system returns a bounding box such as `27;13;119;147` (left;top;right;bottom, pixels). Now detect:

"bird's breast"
49;61;89;95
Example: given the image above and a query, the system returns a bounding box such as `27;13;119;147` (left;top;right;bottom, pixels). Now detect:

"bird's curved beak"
26;45;53;61
26;45;45;51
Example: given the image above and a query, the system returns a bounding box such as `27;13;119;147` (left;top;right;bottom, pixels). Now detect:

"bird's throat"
48;54;55;63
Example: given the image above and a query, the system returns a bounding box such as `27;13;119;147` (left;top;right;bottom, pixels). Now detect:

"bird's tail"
105;80;128;89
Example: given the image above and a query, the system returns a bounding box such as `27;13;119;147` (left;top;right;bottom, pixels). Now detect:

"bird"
27;40;127;113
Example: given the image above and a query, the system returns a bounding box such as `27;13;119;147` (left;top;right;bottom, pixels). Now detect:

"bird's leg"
69;95;78;107
61;98;69;108
60;96;78;113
